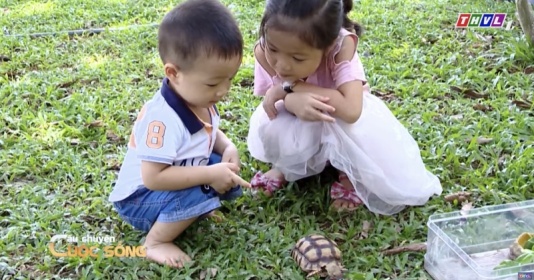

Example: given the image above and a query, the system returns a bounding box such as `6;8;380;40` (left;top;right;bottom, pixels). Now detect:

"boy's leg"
144;218;197;268
114;183;222;268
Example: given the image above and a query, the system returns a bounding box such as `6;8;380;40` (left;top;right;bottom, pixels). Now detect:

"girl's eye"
293;57;304;62
268;47;277;53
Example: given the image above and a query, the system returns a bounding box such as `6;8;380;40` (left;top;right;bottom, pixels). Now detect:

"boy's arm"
213;129;235;155
141;162;213;191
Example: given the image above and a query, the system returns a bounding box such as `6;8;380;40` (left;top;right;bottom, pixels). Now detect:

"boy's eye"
206;83;218;87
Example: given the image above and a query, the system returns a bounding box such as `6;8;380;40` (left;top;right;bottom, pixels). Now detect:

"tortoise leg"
306;270;320;278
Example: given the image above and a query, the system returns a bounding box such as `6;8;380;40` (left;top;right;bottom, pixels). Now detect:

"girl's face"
264;28;324;83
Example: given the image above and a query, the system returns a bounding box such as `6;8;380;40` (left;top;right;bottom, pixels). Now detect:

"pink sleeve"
253;58;276;96
330;34;367;89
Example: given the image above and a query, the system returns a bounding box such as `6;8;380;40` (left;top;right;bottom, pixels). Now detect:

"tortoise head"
325;262;345;280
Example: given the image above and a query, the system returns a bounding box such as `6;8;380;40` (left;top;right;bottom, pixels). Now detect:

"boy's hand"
207;163;251;194
263;85;287;120
221;144;240;168
285;92;336;122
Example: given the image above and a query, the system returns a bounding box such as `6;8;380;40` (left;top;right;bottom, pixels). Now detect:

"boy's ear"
164;63;180;80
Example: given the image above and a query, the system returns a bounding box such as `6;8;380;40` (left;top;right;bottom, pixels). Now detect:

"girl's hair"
259;0;363;50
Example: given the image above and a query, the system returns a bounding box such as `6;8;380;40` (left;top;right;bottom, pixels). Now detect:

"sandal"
330;173;363;209
250;171;285;196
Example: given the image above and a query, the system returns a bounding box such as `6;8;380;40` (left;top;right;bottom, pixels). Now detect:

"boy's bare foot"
259;168;286;197
143;217;197;269
144;241;192;268
199;210;224;223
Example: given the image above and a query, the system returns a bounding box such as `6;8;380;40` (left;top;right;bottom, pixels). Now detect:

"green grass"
1;0;533;279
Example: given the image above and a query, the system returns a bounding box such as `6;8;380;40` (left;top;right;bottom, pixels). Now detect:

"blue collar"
161;77;207;135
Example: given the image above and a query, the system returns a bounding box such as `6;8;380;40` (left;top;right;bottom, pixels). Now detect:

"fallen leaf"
239;78;253;87
382;242;426;256
70;139;81;146
359;220;371;239
106;131;121;142
371;90;396;101
444;191;471;203
498;154;509;168
0;55;10;62
460;202;474;217
57;79;79;89
199;268;218;280
476;137;493;145
511;100;532;110
473;103;492;112
87;120;104;128
464;137;493;145
450;86;487;99
394;225;402;233
524;66;534;75
106;160;121;171
450;114;463;120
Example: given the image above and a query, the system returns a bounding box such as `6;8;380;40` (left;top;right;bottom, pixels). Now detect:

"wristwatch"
282;81;296;93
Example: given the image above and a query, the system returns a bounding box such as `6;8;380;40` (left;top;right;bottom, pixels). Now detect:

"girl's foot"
250;168;286;197
330;172;362;212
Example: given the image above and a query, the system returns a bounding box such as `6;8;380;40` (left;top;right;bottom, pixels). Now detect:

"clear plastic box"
424;199;534;280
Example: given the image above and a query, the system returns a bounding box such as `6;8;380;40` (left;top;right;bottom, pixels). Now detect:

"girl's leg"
330;171;363;211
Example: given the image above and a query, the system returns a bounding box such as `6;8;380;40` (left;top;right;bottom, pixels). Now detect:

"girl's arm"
291;36;364;124
253;44;277;96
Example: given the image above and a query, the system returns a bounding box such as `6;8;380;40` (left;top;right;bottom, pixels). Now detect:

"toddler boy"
108;0;249;268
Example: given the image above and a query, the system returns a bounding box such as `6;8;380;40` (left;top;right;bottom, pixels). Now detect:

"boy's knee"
219;186;243;201
208;153;222;165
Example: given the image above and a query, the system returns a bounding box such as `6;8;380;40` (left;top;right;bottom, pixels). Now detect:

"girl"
246;0;443;215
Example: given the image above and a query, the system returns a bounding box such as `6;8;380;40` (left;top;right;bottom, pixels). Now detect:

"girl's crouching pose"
246;0;442;215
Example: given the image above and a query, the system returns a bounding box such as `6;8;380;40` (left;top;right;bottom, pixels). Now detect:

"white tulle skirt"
247;93;443;215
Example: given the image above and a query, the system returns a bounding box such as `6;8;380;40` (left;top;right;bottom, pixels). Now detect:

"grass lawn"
1;0;533;279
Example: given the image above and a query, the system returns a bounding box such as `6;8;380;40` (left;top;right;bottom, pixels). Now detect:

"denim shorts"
113;153;243;232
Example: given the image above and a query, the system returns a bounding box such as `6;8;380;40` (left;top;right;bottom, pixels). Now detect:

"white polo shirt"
108;78;220;202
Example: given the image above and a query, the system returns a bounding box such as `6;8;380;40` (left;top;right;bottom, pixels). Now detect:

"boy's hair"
259;0;363;50
158;0;243;71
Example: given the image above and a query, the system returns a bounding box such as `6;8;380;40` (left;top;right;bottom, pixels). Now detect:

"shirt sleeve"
253;58;275;96
331;33;368;89
133;104;185;165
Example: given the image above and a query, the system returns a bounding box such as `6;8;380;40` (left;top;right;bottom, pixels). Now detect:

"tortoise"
291;234;346;279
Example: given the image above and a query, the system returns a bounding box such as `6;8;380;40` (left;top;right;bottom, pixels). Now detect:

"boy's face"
166;54;242;109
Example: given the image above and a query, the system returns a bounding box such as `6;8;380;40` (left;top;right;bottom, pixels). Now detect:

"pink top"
253;28;368;96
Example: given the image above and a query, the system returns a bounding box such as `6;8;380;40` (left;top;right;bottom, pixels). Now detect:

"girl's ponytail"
342;0;364;37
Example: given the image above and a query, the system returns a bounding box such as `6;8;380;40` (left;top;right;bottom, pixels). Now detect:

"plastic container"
424;199;534;280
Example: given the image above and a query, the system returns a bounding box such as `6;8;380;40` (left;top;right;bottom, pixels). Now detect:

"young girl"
246;0;443;215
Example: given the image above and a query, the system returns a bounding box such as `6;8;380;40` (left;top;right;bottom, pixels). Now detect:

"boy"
108;0;250;268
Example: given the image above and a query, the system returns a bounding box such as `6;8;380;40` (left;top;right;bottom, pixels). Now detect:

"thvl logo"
518;272;533;279
455;13;507;28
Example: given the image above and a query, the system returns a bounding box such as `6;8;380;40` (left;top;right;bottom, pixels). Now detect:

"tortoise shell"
291;234;345;279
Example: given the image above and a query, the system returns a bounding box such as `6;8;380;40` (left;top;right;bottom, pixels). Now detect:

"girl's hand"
285;92;336;122
263;85;287;120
